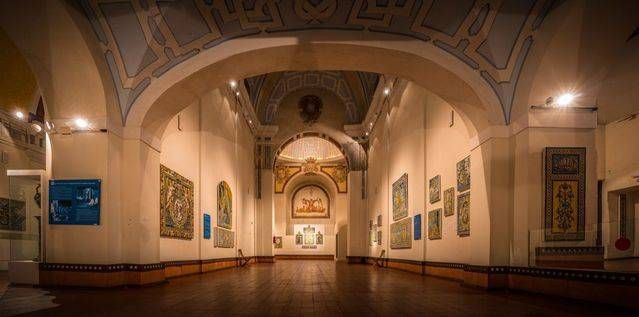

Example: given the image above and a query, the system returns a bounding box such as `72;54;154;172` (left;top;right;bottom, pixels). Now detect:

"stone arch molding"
77;0;556;127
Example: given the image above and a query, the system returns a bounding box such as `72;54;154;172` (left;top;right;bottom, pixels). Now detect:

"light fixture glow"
15;111;24;120
74;118;89;129
229;80;237;88
31;123;42;133
555;93;576;107
235;91;240;96
383;88;391;96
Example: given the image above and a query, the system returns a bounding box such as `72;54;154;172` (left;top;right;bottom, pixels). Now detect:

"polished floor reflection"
0;261;636;316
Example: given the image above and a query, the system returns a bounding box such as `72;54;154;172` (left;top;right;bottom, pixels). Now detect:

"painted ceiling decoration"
79;0;555;124
244;71;378;124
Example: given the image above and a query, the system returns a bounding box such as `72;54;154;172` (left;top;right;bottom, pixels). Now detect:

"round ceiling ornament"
298;95;323;125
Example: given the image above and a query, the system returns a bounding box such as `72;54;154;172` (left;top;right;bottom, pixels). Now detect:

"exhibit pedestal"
8;260;39;285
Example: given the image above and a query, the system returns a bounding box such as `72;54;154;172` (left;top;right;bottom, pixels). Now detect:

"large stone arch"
129;36;501;145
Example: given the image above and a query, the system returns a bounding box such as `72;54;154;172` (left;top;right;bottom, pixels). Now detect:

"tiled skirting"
274;254;335;260
347;256;639;309
39;257;255;287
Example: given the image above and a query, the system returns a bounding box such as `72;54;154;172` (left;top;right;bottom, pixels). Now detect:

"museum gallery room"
0;0;639;316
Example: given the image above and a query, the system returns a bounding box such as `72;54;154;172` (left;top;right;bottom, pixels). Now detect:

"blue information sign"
49;179;101;225
203;214;211;239
414;214;422;240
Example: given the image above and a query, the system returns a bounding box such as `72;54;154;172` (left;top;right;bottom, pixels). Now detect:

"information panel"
203;214;211;239
49;179;101;225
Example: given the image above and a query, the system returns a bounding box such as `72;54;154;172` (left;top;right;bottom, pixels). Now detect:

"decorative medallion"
298;95;323;125
160;165;194;240
302;157;320;174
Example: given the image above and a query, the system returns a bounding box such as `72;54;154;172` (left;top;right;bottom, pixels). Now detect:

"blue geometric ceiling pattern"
79;0;556;124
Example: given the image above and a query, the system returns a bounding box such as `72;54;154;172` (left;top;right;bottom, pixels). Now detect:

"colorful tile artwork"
444;187;455;217
429;175;441;203
217;181;232;229
160;165;194;240
543;147;586;241
392;173;408;221
457;192;470;236
390;217;412;249
456;156;470;192
214;227;234;248
428;209;442;240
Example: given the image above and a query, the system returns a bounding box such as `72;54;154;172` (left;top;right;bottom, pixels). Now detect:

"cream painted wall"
159;89;255;262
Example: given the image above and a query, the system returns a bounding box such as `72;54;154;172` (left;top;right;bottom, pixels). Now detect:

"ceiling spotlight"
555;93;576;107
229;80;237;89
235;91;240;96
74;118;89;129
383;88;391;96
365;131;369;136
15;111;24;120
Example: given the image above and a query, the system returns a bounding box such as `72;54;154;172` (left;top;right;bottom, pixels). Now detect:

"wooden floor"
0;261;636;316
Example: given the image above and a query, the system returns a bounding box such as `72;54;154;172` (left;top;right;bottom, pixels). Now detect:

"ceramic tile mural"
457;192;470;236
292;185;330;218
429;175;441;203
390;217;412;249
320;165;348;193
214;227;235;248
543;147;586;241
444;187;455;217
456;156;470;192
428;209;442;240
274;165;301;193
392;173;408;221
160;165;194;240
217;181;232;229
273;236;283;249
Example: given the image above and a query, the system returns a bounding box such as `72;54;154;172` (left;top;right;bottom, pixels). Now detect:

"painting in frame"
392;173;408;221
390;217;412;249
456;156;470;192
429;175;441;203
160;165;194;240
377;230;382;245
214;227;234;248
273;236;283;249
543;147;586;241
443;187;455;217
428;209;442;240
377;214;382;227
217;181;232;229
457;192;470;236
292;185;330;219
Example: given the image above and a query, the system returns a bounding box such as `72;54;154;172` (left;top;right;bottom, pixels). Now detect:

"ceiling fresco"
78;0;556;124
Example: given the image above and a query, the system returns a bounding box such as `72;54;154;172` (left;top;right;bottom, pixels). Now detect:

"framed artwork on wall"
292;185;330;218
456;156;471;192
377;214;382;227
377;231;382;245
429;175;441;203
49;179;101;226
444;187;455;216
369;219;373;230
369;229;376;246
390;217;412;249
214;227;234;248
273;236;283;249
392;173;408;221
457;192;470;236
414;214;422;240
543;147;586;241
295;231;303;245
428;209;442;240
159;166;193;239
203;214;211;240
217;181;232;229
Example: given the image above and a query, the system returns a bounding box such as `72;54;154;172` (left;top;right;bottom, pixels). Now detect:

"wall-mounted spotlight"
74;118;89;129
235;91;240;97
555;93;576;107
229;80;237;89
15;111;24;120
532;91;596;112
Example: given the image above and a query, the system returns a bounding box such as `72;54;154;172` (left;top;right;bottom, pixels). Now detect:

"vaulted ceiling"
244;71;379;125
